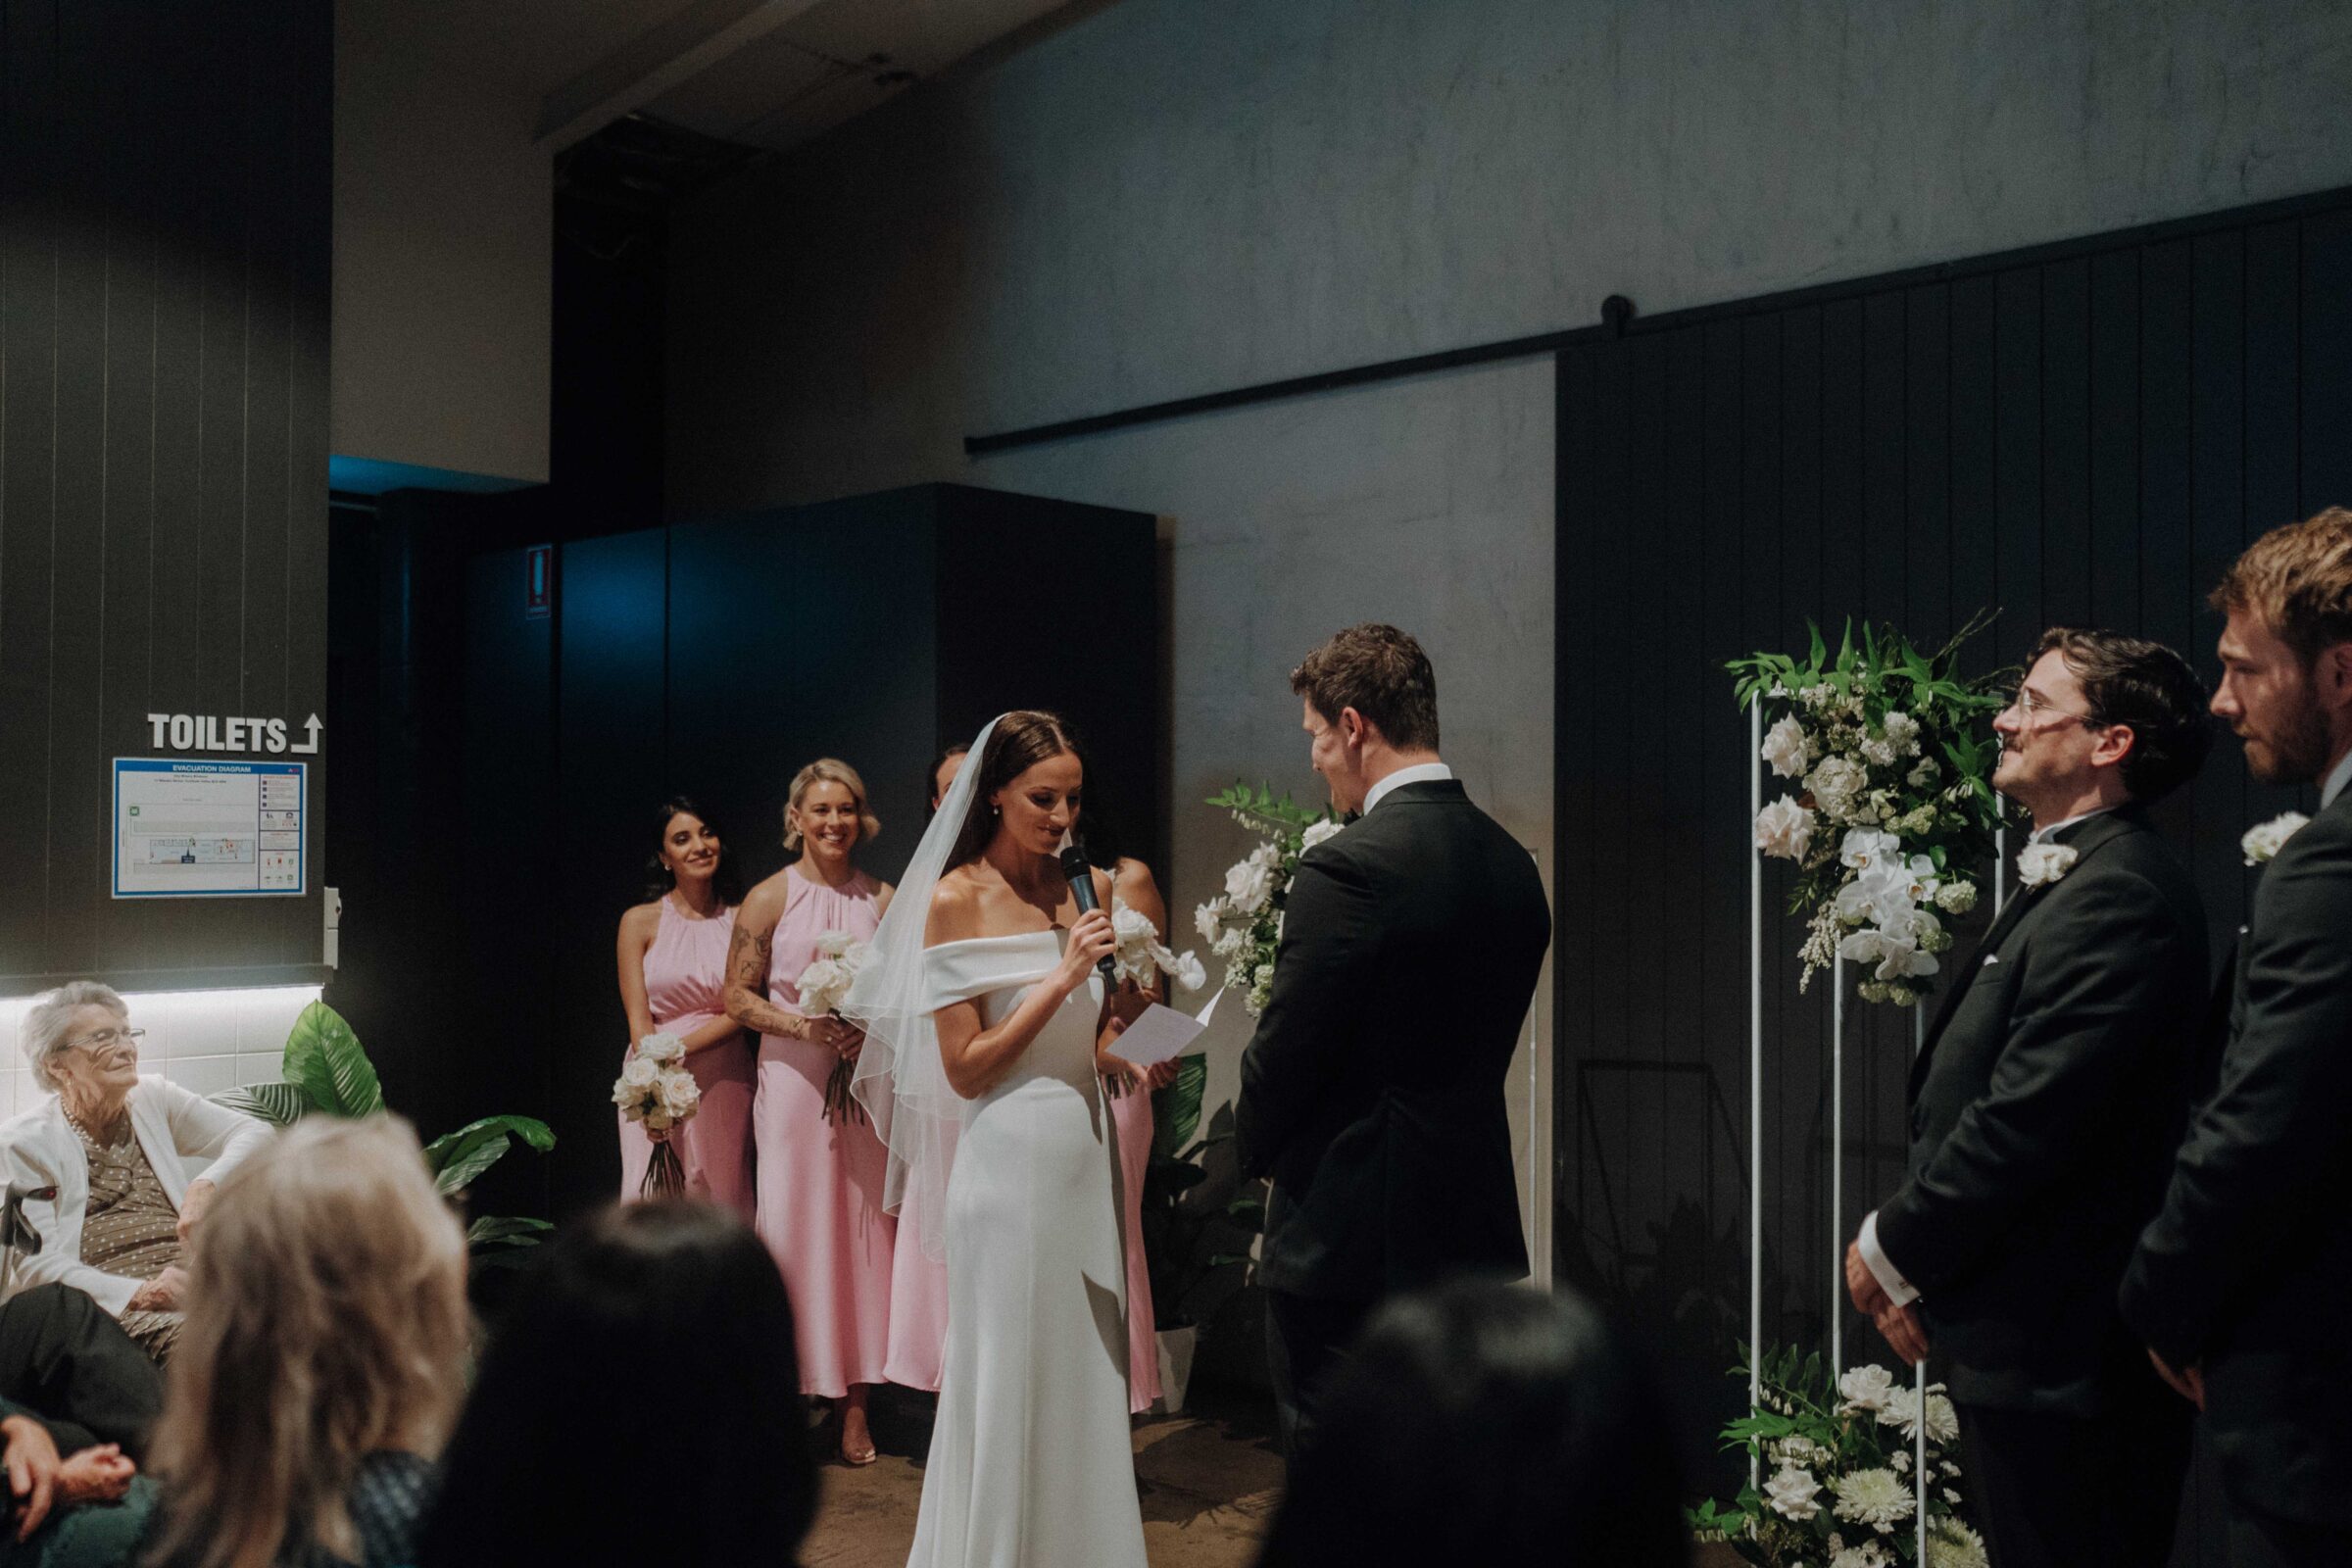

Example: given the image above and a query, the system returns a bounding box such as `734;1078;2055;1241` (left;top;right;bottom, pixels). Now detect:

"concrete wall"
332;0;551;486
663;0;2352;1265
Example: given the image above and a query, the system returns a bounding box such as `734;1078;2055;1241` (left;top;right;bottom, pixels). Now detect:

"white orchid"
1838;829;1901;871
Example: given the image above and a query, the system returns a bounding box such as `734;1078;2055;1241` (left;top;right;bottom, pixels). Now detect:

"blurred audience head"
418;1200;816;1568
645;794;744;906
147;1114;467;1568
1255;1280;1687;1568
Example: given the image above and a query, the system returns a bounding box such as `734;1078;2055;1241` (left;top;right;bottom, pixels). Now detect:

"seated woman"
417;1202;818;1568
3;984;270;1362
142;1114;469;1568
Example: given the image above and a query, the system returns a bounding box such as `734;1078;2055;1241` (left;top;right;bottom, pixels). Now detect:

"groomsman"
1236;624;1551;1461
1847;627;2213;1568
2122;509;2352;1568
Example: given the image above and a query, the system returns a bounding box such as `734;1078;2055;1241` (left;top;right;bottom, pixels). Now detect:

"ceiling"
420;0;1084;156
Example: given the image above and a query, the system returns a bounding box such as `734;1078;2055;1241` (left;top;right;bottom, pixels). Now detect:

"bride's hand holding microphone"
1054;908;1117;999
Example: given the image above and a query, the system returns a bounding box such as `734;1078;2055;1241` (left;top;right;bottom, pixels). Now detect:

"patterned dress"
70;1115;185;1361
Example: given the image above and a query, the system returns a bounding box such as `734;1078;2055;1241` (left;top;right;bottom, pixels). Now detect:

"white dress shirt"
2323;746;2352;811
1362;760;1453;815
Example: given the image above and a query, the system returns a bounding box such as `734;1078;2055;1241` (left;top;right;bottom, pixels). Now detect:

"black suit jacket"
1875;808;2207;1415
2121;784;2352;1529
1235;779;1551;1300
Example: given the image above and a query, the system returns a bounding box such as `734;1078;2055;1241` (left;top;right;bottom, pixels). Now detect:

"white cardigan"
0;1074;272;1315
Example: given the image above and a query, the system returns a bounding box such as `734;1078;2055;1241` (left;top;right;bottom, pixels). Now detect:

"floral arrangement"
1690;1347;1984;1568
612;1031;700;1198
1731;617;2011;1004
797;932;872;1124
1192;783;1345;1017
2242;811;2309;866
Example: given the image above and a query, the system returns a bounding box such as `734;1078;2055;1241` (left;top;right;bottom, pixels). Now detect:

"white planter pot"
1153;1324;1199;1416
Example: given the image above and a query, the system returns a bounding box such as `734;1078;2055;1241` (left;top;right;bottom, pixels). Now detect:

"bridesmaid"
881;744;970;1394
724;759;896;1465
614;797;756;1217
1087;795;1180;1416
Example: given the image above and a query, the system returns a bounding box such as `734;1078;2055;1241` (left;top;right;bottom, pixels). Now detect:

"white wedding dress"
906;929;1149;1568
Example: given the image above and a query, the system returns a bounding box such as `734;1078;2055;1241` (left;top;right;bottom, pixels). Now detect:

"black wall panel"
0;0;331;991
459;484;1159;1221
1556;190;2352;1557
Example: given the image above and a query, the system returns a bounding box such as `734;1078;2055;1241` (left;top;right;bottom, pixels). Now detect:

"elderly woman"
3;982;270;1360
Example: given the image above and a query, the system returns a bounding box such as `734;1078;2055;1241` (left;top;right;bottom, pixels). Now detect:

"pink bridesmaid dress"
756;866;895;1397
618;898;757;1217
883;1142;953;1391
1110;1082;1164;1413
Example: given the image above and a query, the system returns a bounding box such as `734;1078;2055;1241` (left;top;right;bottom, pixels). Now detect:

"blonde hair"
782;758;881;851
2212;506;2352;661
146;1115;468;1568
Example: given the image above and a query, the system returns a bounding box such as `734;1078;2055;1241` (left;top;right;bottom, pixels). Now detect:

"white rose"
660;1069;702;1119
1164;951;1207;992
2241;811;2310;865
813;929;856;958
1754;797;1816;860
1299;818;1345;852
1838;1364;1895;1412
1225;855;1277;914
636;1031;685;1065
619;1054;662;1090
2017;842;2078;888
1761;716;1813;779
797;956;851;1016
1762;1464;1823;1522
1807;757;1868;818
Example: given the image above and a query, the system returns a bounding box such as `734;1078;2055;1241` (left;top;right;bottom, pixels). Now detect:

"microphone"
1058;832;1119;984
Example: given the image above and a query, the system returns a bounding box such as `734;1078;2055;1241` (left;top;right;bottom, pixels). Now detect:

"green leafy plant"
213;1002;556;1258
1729;613;2013;1003
1139;1054;1259;1328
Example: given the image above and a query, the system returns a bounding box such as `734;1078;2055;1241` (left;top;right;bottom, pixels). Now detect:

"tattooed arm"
722;877;810;1041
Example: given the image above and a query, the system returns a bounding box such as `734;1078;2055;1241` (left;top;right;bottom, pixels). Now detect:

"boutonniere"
2241;811;2310;866
2017;842;2078;889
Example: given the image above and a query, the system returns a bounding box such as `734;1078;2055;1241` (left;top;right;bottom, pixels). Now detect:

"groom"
1846;627;2213;1568
1235;623;1551;1460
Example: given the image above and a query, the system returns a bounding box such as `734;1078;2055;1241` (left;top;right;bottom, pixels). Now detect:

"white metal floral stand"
1748;702;2004;1562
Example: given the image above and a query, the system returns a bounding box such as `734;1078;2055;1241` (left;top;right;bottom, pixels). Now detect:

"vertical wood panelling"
1557;194;2352;1556
0;0;328;990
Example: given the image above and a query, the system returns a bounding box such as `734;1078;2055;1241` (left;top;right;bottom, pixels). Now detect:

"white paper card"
1112;1003;1209;1067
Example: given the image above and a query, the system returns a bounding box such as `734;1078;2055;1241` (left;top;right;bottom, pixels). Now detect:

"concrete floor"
801;1383;1286;1568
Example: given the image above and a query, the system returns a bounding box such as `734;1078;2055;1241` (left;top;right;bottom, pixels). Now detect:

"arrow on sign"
290;713;323;755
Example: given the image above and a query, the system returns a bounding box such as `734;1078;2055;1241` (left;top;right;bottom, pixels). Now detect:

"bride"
848;711;1152;1568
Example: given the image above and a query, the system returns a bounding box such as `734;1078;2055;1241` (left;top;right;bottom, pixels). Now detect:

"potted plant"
1140;1054;1262;1414
213;1001;557;1264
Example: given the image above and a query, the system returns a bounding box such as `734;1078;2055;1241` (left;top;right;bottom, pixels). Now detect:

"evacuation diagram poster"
113;759;306;898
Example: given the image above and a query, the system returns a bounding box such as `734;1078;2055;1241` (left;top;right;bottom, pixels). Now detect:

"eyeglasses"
2008;686;2098;727
67;1027;144;1053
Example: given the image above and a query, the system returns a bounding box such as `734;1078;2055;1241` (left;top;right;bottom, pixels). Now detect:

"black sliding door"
1555;189;2352;1558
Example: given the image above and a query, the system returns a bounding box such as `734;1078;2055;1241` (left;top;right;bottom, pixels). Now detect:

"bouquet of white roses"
1690;1346;1984;1568
797;931;872;1125
612;1031;701;1198
1730;615;2011;1004
1193;782;1345;1017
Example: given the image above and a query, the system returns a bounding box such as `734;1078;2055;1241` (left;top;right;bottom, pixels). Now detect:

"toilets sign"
144;712;322;756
